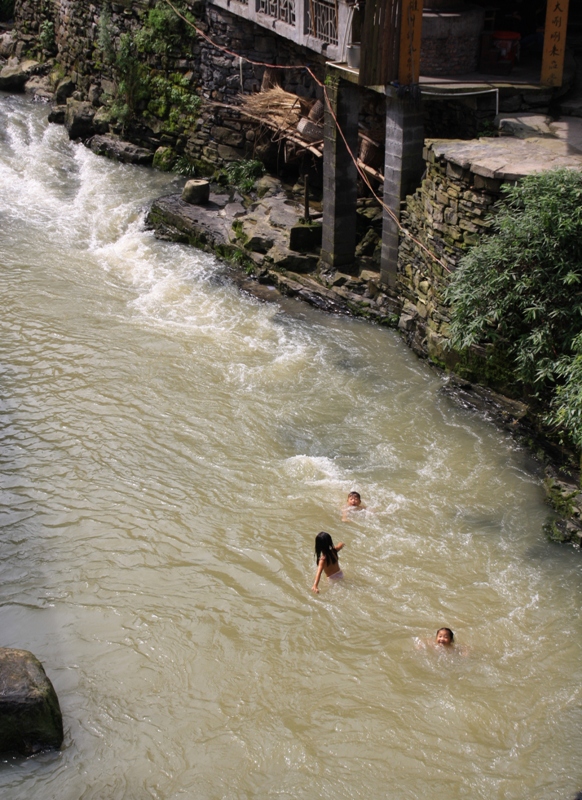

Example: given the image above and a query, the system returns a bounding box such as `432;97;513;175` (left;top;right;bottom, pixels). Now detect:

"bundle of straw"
238;86;304;131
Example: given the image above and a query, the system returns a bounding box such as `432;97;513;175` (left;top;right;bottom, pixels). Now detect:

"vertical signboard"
541;0;570;87
398;0;422;85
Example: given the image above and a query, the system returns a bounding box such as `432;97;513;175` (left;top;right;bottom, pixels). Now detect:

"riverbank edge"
145;187;582;549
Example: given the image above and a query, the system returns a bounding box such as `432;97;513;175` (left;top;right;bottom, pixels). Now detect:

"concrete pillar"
381;87;424;287
320;77;360;274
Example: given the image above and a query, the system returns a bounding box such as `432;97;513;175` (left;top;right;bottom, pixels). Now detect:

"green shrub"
135;3;196;60
173;155;197;176
97;4;116;66
222;159;265;193
39;19;55;53
147;72;200;128
109;32;148;129
445;168;582;451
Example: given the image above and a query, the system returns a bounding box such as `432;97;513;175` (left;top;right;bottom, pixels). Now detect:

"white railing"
306;0;338;45
257;0;296;26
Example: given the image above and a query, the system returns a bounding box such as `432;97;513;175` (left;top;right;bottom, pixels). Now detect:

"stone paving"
431;125;582;182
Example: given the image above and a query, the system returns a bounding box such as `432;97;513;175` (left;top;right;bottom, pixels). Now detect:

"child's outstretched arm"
335;542;345;551
312;557;325;593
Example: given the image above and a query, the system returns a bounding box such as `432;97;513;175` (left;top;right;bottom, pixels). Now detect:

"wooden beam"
541;0;570;87
398;0;422;85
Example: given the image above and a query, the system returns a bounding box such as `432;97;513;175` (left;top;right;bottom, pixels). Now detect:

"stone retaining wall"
13;0;325;169
396;140;498;360
395;136;582;363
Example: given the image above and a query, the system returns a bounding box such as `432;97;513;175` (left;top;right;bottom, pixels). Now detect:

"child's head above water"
315;531;339;566
347;491;361;507
435;627;454;646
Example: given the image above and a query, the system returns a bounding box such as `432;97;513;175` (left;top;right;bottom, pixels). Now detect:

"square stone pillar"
381;88;424;287
320;76;360;274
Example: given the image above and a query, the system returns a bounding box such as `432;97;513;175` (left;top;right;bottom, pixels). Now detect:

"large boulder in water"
87;134;154;165
64;99;96;140
0;58;40;92
0;648;64;756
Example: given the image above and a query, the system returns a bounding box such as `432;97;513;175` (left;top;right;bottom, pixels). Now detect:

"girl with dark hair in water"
311;532;345;593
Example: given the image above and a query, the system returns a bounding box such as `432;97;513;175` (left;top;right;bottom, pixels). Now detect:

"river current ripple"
1;94;582;800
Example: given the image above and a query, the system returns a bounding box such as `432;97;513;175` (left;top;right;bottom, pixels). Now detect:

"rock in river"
0;647;64;756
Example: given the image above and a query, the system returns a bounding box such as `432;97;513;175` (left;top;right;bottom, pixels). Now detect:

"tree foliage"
445;168;582;449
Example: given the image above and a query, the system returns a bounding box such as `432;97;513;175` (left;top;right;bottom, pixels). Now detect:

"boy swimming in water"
341;491;365;522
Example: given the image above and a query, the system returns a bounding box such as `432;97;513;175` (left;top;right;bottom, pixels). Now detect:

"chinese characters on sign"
541;0;570;87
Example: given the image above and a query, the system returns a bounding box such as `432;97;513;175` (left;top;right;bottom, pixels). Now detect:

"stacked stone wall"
12;0;326;168
396;142;501;360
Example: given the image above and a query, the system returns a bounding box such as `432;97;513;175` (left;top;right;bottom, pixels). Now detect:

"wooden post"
541;0;570;88
398;0;423;85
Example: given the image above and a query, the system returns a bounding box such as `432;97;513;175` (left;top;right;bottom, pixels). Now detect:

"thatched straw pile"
238;87;305;131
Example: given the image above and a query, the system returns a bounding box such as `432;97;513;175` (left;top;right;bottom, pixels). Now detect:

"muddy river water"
1;94;582;800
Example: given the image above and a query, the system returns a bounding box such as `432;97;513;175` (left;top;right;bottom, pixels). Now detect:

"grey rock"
92;107;111;135
289;222;322;253
24;75;53;101
0;31;16;59
0;59;40;92
255;175;283;198
398;312;417;332
64;99;96;140
48;105;66;125
268;247;318;273
55;78;75;105
87;135;154;165
269;201;302;229
355;227;380;257
0;648;63;756
217;143;244;161
88;83;102;107
147;193;242;251
245;233;274;253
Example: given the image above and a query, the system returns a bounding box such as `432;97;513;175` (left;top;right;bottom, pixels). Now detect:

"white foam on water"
283;453;346;486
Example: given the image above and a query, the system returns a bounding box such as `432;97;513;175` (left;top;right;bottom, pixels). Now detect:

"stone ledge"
428;136;582;181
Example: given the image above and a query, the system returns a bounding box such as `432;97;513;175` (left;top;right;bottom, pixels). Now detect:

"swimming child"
341;491;366;522
435;627;454;647
417;627;468;655
311;531;345;593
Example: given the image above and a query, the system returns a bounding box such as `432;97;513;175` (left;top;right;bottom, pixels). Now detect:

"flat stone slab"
430;136;582;180
0;647;64;756
148;190;315;270
495;114;582;155
495;113;554;138
147;192;244;250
